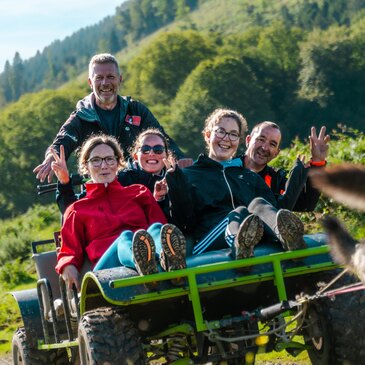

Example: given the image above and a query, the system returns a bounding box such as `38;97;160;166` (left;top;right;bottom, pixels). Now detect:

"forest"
0;0;364;220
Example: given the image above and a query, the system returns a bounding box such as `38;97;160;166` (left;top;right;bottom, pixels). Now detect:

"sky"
0;0;124;72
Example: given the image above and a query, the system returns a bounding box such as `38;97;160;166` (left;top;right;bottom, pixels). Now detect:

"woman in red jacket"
53;134;185;290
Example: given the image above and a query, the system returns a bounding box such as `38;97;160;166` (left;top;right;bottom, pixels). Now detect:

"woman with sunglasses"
166;108;306;260
56;128;174;215
53;134;186;291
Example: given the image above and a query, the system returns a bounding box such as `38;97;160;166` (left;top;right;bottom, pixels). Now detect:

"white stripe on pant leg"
193;217;229;255
225;226;235;247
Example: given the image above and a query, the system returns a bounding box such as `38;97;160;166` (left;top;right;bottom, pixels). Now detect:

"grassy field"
0;282;35;356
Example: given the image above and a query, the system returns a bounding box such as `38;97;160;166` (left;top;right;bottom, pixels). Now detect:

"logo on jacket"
125;115;141;126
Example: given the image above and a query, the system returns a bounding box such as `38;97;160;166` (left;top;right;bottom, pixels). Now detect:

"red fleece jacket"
56;179;167;273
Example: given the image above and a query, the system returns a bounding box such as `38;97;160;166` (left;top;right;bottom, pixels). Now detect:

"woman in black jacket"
166;109;306;259
55;128;173;217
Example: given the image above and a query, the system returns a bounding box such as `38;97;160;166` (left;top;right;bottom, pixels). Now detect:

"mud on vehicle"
10;229;365;365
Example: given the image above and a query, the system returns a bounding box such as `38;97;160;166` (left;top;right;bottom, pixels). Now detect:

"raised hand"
154;179;168;202
309;126;330;162
50;145;70;184
163;156;177;173
33;154;55;183
296;154;310;168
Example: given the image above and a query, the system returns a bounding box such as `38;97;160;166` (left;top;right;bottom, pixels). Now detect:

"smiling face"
88;62;122;110
205;117;241;162
135;134;167;174
245;125;281;172
86;144;119;184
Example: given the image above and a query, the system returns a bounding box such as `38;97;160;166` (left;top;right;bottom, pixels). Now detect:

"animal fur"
310;163;365;212
310;164;365;281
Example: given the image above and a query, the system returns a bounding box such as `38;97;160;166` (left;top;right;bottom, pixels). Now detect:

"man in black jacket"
242;122;330;211
34;53;188;183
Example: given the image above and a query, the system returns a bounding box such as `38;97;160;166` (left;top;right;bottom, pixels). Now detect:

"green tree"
0;89;84;218
298;21;365;132
0;61;12;104
124;30;215;104
217;23;305;144
8;53;26;101
170;56;274;157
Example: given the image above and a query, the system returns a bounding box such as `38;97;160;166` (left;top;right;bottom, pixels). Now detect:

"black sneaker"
160;224;186;271
276;209;306;251
132;230;158;276
235;214;264;260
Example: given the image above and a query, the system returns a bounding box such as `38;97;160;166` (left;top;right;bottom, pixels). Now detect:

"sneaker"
160;224;186;271
235;214;264;260
276;209;306;251
132;230;158;276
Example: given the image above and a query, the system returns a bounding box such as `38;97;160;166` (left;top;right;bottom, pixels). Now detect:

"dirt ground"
0;354;11;365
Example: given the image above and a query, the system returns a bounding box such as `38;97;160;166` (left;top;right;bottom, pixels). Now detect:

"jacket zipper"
222;168;236;209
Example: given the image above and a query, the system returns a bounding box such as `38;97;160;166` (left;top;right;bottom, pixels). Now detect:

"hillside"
2;0;365;105
0;0;364;219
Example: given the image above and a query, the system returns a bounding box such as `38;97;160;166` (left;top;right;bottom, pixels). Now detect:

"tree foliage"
170;56;274;157
0;0;363;217
298;20;365;133
124;30;215;104
0;89;84;217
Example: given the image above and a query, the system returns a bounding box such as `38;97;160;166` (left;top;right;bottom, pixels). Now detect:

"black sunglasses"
139;144;166;155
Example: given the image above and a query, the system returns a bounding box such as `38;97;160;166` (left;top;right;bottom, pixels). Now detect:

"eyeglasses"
139;145;166;155
213;127;240;142
87;156;118;167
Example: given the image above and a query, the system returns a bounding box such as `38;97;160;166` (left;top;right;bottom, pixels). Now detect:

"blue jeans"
93;223;163;271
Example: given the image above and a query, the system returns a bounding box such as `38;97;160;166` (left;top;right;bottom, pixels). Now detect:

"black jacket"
48;93;184;161
166;154;278;243
247;157;321;211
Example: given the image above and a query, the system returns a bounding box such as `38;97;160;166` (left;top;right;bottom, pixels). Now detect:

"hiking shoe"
132;230;158;276
235;214;264;260
160;224;186;271
276;209;306;251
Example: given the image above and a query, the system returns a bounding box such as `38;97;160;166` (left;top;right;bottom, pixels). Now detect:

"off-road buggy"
10;225;365;365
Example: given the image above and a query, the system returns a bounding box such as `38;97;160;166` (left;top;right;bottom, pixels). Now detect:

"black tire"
304;274;365;365
78;307;145;365
12;327;69;365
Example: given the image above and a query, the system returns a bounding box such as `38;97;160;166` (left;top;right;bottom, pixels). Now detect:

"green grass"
0;280;36;355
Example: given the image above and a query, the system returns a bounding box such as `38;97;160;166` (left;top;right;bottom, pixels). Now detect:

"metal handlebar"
37;174;86;195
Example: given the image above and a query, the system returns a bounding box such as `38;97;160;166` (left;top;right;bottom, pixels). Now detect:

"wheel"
303;274;365;365
12;327;69;365
78;307;145;365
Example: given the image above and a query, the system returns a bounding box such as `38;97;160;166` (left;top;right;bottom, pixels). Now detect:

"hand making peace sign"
50;145;70;185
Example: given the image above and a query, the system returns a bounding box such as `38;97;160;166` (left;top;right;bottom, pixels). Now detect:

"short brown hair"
250;121;281;145
78;134;125;175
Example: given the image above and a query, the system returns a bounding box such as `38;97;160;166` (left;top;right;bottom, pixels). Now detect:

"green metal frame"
80;245;337;332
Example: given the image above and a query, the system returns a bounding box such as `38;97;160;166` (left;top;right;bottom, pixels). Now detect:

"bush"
0;203;60;265
0;258;34;290
271;126;365;238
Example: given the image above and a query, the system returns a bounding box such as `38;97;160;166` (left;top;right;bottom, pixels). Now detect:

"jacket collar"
85;178;122;198
75;93;130;123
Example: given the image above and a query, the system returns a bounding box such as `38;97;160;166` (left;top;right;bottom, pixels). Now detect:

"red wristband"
310;159;326;167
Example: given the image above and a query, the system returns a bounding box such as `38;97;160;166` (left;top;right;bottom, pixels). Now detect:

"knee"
228;206;249;221
248;197;270;211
